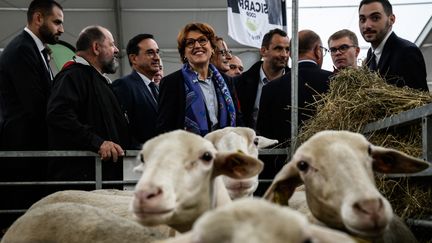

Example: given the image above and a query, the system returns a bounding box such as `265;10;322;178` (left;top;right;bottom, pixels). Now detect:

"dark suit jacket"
0;30;52;150
366;32;428;91
112;71;158;148
156;69;241;135
234;61;290;129
257;62;332;143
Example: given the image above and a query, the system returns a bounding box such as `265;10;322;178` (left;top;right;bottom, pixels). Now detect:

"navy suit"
0;30;53;228
112;70;158;148
0;31;52;150
366;32;428;91
234;61;290;129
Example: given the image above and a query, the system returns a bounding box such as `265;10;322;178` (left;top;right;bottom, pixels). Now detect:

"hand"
98;141;124;162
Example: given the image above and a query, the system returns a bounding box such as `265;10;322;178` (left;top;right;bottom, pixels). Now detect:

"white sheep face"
132;130;263;232
205;127;278;199
265;130;429;238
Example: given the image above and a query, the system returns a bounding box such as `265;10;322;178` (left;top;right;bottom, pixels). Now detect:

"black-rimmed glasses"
184;37;209;48
329;44;357;55
319;46;329;57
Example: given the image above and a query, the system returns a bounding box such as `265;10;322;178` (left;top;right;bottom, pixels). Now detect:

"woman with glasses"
156;22;240;136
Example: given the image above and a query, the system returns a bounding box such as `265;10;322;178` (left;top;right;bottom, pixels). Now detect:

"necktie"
148;82;159;102
42;48;53;80
369;52;377;71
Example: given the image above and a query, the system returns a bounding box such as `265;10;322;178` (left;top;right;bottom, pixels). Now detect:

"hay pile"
297;67;432;222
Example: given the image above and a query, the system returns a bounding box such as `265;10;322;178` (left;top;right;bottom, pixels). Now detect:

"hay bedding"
295;68;432;242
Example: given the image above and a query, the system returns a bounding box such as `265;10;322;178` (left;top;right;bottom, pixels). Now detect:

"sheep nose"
135;186;163;203
353;198;384;217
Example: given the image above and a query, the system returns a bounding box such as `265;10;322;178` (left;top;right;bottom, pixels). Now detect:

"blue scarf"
182;63;236;136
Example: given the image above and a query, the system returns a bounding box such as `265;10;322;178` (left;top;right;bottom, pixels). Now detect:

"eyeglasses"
144;49;160;58
184;37;209;48
319;46;329;57
217;49;233;57
329;44;357;54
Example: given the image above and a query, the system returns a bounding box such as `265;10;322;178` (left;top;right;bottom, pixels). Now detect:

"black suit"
0;30;53;228
0;30;52;150
112;71;158;148
156;69;241;135
234;61;290;129
366;32;428;91
257;61;332;143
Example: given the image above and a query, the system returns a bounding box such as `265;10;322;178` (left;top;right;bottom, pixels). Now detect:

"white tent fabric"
0;0;431;84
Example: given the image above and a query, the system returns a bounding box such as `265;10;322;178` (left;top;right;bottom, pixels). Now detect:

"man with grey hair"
47;25;131;183
328;29;360;71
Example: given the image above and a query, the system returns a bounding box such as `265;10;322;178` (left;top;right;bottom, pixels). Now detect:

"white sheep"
264;130;430;242
159;198;356;243
1;202;167;243
3;130;264;241
131;129;263;233
204;126;278;199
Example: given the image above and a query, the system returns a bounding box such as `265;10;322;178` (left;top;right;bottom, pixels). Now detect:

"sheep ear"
213;152;263;179
263;162;302;206
371;145;430;174
256;136;278;148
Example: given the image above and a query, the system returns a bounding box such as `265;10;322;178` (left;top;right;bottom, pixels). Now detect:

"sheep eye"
139;154;144;163
297;160;309;171
253;137;259;146
368;145;372;156
201;151;213;162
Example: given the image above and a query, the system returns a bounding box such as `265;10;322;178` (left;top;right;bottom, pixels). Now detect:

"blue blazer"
366;32;428;91
112;70;158;148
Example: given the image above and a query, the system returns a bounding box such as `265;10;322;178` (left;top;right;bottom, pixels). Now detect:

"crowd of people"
0;0;429;230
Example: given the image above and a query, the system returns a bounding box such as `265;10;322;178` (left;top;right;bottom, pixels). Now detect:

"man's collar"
372;30;393;56
24;27;45;52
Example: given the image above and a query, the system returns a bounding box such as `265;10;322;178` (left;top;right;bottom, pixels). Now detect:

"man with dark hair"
46;25;130;182
234;28;290;129
359;0;428;91
0;0;64;231
258;29;332;147
328;29;360;71
112;34;161;147
0;0;63;151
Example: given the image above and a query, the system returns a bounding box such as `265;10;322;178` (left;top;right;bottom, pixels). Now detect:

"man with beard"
0;0;64;230
234;28;290;129
0;0;63;151
46;26;131;186
359;0;428;91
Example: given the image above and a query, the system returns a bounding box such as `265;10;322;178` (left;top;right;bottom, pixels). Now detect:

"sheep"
204;126;278;199
264;130;430;242
27;130;263;234
131;129;263;233
158;198;356;243
1;202;167;243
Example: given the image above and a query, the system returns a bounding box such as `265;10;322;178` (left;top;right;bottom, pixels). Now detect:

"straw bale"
294;68;432;241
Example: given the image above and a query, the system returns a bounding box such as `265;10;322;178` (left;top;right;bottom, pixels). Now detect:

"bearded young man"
0;0;64;231
359;0;428;91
